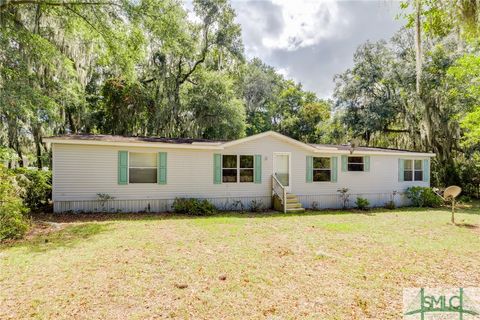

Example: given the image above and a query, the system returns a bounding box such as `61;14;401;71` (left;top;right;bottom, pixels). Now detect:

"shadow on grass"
455;222;479;229
29;206;439;224
28;198;480;224
0;223;112;253
457;207;480;215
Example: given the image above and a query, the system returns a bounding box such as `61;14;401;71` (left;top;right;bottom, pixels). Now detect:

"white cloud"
261;0;348;51
187;0;346;53
275;66;290;78
232;0;404;97
186;0;404;97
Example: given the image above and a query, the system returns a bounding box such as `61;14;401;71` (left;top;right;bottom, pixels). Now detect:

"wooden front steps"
285;193;305;212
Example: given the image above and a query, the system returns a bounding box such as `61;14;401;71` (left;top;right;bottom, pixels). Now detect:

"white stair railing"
272;174;287;213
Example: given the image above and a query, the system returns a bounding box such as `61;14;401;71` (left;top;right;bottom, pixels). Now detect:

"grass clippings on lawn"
1;207;479;319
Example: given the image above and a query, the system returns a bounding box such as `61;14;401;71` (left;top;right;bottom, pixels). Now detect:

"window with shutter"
158;152;167;184
118;151;128;185
129;153;157;184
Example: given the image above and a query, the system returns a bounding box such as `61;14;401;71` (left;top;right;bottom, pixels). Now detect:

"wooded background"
1;0;479;195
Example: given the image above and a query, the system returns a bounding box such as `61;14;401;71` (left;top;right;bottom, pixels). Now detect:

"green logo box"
404;288;480;319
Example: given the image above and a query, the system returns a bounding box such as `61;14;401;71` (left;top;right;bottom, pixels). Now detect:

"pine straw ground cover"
0;207;479;319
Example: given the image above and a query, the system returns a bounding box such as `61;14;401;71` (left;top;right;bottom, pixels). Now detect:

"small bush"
230;200;245;212
386;191;398;209
249;200;263;212
384;200;396;210
405;186;443;207
337;188;350;209
457;195;472;203
423;189;443;207
355;197;370;210
97;193;115;201
13;168;52;211
97;193;115;212
0;201;29;241
172;198;216;215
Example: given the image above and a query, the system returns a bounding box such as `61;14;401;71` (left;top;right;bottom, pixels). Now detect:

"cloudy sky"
230;0;405;98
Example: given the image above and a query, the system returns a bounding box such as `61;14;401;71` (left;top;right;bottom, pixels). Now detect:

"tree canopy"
333;0;480;191
1;0;480;195
0;0;333;168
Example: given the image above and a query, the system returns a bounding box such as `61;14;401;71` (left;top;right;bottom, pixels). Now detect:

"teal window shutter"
398;159;405;182
364;156;370;172
158;152;167;184
306;156;313;183
341;155;347;172
331;156;338;182
213;154;222;184
254;154;262;183
118;151;128;185
423;159;430;183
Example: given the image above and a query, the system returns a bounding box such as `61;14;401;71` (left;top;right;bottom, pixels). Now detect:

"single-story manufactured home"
44;131;435;213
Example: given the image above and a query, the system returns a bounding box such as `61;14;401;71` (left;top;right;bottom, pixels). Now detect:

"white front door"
273;152;291;192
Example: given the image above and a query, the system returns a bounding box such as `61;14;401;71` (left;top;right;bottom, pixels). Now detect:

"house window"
313;157;331;181
414;160;423;181
129;153;157;183
348;156;364;171
404;160;423;181
222;155;237;183
222;155;254;183
240;155;254;182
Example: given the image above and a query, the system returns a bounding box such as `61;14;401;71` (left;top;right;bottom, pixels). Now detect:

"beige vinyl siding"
222;135;429;195
51;135;430;212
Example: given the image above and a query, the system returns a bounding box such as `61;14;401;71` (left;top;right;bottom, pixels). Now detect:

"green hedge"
405;186;443;207
172;198;216;215
13;168;51;211
0;165;29;241
0;201;29;241
355;197;370;210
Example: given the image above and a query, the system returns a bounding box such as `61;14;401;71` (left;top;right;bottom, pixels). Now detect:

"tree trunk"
35;140;42;169
415;0;422;95
13;139;24;167
7;117;23;167
31;123;43;169
35;134;42;169
67;110;77;133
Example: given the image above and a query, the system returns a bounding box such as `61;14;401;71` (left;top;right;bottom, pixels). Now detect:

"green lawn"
1;207;479;319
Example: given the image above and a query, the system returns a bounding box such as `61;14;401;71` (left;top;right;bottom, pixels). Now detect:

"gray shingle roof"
310;144;426;154
45;134;226;144
45;133;430;154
